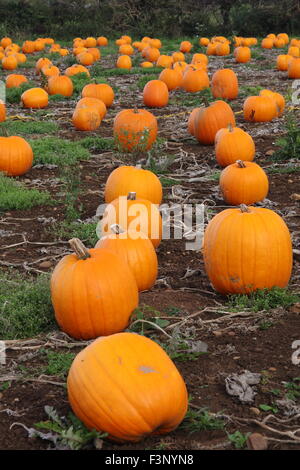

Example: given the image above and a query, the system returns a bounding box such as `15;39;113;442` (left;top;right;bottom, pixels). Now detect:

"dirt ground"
0;44;300;450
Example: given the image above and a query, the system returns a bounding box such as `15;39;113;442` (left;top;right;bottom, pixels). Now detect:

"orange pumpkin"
215;126;255;167
159;68;183;90
97;36;108;46
203;205;292;294
36;57;52;74
143;80;169;108
243;95;278;122
0;136;33;176
116;55;132;69
85;37;97;48
67;332;188;442
82;83;114;107
119;44;134;56
21;88;49;109
77;52;94;66
47;75;74;97
113;109;158;152
5;74;28;88
2;55;18;70
104;165;162;205
51;239;138;339
234;46;251;63
219;160;269;205
65;64;90;77
180;41;192;53
182;69;209;93
211;68;238;100
288;57;300;78
41;65;60;77
261;38;273;49
192;101;236;145
156;55;173;68
0;101;5;122
259;89;285;116
76;97;107;119
72;107;101;131
276;54;293;71
172;51;185;63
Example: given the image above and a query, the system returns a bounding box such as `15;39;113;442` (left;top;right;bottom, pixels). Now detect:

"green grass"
171;87;213;107
227;287;300;313
90;65;162;77
70;72;91;95
273;112;300;161
284;378;300;401
266;164;300;175
79;136;115;152
181;408;225;433
42;350;75;377
239;85;264;98
137;74;159;90
49;94;72;101
29;137;90;166
227;431;250;449
0;173;52;211
0;120;59;135
54;221;98;246
0;270;55;340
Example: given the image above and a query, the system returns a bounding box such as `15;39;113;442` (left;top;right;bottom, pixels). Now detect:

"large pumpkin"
113;109;158;152
101;192;162;248
67;332;188;442
96;225;158;292
0;136;33;176
159;68;182;91
104;165;162;204
215;125;255;167
51;238;138;339
192;101;236;145
211;69;238;100
203;205;293;294
182;69;209;93
219;160;269;205
0;101;5;122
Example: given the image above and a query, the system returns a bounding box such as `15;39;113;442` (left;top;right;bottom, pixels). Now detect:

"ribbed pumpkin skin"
96;230;158;291
104;166;162;204
259;89;285;116
203;207;293;294
72;108;101;131
276;54;293;71
82;83;114;107
113;109;158;152
76;97;107;119
211;69;238;100
219;161;269;205
243;96;278;122
193;101;236;145
47;75;73;97
6;74;28;88
215;127;255;167
101;196;162;248
67;332;188;442
288;58;300;78
0;136;33;176
159;68;182;90
51;248;138;339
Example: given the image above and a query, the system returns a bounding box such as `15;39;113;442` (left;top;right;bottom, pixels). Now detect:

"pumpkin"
87;47;101;61
215;42;230;56
274;38;285;48
288;46;300;57
41;65;60;77
143;80;169;108
121;35;132;44
21;88;49;109
34;39;45;51
243;95;278;122
172;51;185;63
96;225;158;292
188;107;200;136
182;69;209;93
145;47;160;63
77;52;94;66
82;83;114;107
192;100;236;145
261;38;273;49
234;46;251;63
159;68;182;90
51;238;138;339
104;165;162;205
0;136;33;176
5;74;28;88
76;97;107;119
259;89;285;116
116;55;132;69
2;55;18;70
65;64;90;77
180;41;192;53
199;37;210;46
156;55;173;68
101;192;162;248
203;205;293;294
47;75;73;97
191;53;208;65
206;43;217;55
219;160;269;205
97;36;108;46
119;44;134;56
22;40;35;53
113;109;158;152
67;332;188;442
1;37;12;48
215;125;255;167
276;54;293;71
72;107;101;131
85;37;97;48
36;57;52;74
59;48;69;57
141;61;154;68
211;68;238;100
151;38;162;49
15;53;27;64
288;58;300;78
277;33;289;44
0;101;5;122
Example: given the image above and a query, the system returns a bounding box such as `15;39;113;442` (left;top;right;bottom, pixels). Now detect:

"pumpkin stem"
69;238;91;260
240;204;250;213
135;164;142;169
228;123;233;132
236;160;246;168
110;224;125;234
127;191;137;200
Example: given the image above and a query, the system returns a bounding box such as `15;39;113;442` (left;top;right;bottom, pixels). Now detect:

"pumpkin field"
0;31;300;452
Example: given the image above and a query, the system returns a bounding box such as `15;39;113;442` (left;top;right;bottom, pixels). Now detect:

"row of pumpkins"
1;34;294;444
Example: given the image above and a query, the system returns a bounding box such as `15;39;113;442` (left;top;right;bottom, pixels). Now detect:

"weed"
181;407;225;433
227;430;250;449
0;173;52;211
5;81;36;104
239;85;264;98
42;350;75;377
54;221;98;246
258;320;274;330
259;403;278;414
70;72;91;95
49;94;71;102
273;112;300;161
0;381;11;391
227;287;299;313
29;137;90;166
0;120;59;135
284;378;300;401
79;136;115;152
0;270;55;340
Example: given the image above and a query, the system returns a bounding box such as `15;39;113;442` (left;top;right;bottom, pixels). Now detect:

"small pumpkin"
82;83;114;107
259;89;285;116
219;160;269;205
192;101;236;145
156;55;173;68
104;165;162;205
143;80;169;108
113;109;158;152
0;136;33;176
97;36;108;46
288;58;300;78
65;64;90;77
243;95;278;122
211;68;238;100
76;97;107;119
182;69;209;93
203;205;293;294
234;46;251;63
21;88;49;109
47;75;73;97
67;332;188;442
276;54;293;71
180;41;192;53
2;55;18;70
5;74;28;88
72;107;101;131
159;68;183;90
215;125;255;167
116;55;132;69
51;238;138;339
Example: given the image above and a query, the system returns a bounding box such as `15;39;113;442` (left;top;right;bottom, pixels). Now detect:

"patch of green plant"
258;320;274;330
163;306;184;316
5;81;36;104
239;85;264;98
91;66;162;77
227;287;300;313
181;407;225;433
41;350;75;377
284;378;300;401
259;403;278;414
33;406;107;450
146;153;176;176
29;137;90;166
0;173;52;211
0;270;55;340
270;388;281;397
137;74;158;90
171;87;213;107
59;163;82;222
0;381;11;391
208;170;221;181
267;164;300;175
79;136;115;152
159;176;180;187
54;221;98;246
130;305;170;334
251;50;265;60
273;112;300;161
49;94;72;102
227;430;250;449
70;72;91;95
0;120;59;135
